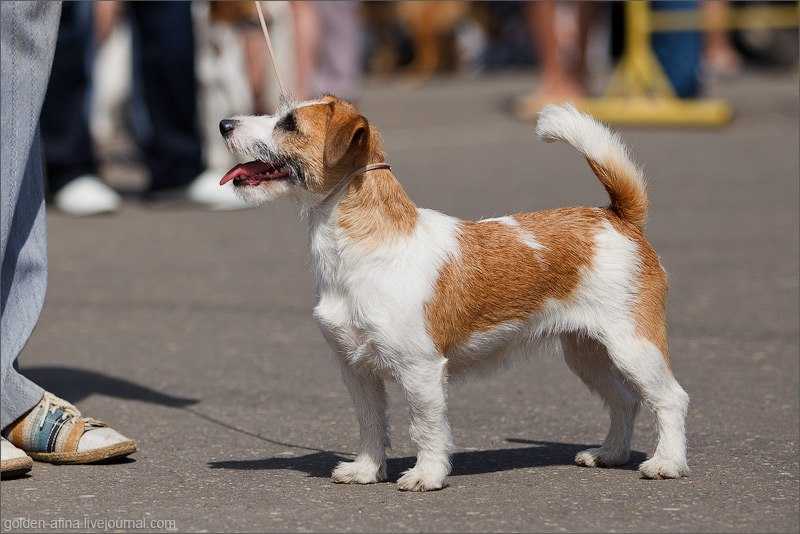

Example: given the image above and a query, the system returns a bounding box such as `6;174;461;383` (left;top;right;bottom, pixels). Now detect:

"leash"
254;1;288;100
318;163;392;207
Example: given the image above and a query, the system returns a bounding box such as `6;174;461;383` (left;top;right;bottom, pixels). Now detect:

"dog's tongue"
219;161;278;186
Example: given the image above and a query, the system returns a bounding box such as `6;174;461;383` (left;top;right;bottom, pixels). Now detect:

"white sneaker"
53;175;121;216
185;169;249;210
1;437;32;477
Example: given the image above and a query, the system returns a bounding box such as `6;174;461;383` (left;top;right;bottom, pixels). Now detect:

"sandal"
1;437;33;477
5;392;137;464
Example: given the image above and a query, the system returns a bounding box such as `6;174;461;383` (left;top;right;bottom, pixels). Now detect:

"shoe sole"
28;440;137;464
1;456;34;478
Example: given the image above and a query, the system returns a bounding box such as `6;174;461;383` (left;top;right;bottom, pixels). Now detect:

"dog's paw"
575;447;630;468
331;459;385;485
639;457;689;479
397;464;448;492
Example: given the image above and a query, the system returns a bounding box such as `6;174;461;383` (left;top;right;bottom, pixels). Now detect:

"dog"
218;97;689;491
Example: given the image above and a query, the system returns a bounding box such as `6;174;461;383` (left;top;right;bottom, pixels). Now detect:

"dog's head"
219;96;381;205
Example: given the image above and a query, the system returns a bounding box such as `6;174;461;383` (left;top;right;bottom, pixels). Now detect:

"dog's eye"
276;112;297;133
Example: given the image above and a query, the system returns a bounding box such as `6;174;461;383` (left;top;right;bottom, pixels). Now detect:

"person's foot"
53;175;121;216
146;170;249;210
5;392;136;464
514;77;586;120
706;45;742;79
0;438;33;478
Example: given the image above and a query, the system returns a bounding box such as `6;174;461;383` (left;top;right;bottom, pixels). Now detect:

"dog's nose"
219;119;238;137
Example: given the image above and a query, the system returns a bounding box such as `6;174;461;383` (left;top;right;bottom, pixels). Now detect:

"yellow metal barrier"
577;1;799;127
651;4;799;32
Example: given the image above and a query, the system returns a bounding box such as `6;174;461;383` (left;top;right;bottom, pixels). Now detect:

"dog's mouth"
219;160;292;187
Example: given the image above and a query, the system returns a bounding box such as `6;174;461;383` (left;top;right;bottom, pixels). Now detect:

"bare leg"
291;1;319;99
516;1;586;118
704;0;741;76
241;28;268;115
574;2;597;87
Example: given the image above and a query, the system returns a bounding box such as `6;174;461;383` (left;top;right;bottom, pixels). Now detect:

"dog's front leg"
396;358;452;492
331;361;389;484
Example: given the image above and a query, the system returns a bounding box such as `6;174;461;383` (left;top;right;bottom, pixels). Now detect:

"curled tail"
536;104;648;230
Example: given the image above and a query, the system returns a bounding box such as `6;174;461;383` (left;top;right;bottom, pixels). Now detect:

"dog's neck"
307;166;417;294
308;166;417;245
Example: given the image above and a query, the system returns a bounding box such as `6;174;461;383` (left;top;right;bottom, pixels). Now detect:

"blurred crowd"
43;0;798;216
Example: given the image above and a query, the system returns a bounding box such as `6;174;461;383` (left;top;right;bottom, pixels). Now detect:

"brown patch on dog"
279;102;331;191
321;98;418;245
604;213;670;364
283;97;380;192
588;158;648;230
426;208;670;364
426;208;603;355
338;169;418;245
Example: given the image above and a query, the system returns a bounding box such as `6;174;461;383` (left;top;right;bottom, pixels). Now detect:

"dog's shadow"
208;438;647;479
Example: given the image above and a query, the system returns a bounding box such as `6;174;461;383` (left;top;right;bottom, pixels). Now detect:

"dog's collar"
318;163;392;206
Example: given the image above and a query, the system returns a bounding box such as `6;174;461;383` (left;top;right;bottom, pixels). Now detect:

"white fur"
223;102;689;491
536;104;647;197
480;215;543;251
224;114;279;162
312;207;459;490
223;113;294;205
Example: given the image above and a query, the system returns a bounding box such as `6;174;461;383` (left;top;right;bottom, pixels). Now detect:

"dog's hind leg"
601;333;689;479
395;357;452;492
561;333;640;468
331;362;389;484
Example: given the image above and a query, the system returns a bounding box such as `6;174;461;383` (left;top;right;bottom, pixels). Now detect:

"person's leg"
2;3;137;465
0;0;62;431
312;1;362;102
516;0;585;118
703;0;741;77
129;1;203;193
39;2;120;216
40;2;97;194
1;131;48;430
291;1;320;100
574;2;597;88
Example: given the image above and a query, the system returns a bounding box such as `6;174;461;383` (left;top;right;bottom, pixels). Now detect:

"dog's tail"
536;104;648;230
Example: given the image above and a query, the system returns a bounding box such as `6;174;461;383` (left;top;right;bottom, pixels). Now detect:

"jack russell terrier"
218;97;689;491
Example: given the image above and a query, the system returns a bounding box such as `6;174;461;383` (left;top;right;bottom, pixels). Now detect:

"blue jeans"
1;1;62;429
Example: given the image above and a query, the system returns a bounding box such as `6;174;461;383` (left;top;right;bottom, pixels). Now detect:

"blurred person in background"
1;1;135;478
292;1;362;101
515;0;596;118
703;0;743;77
516;0;710;118
199;1;268;175
649;0;703;98
41;1;243;216
40;2;120;216
207;2;269;114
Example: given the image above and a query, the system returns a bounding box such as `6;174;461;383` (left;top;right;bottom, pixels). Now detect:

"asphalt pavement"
1;73;798;533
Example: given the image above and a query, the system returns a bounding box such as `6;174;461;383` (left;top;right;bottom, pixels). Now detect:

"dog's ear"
324;102;369;168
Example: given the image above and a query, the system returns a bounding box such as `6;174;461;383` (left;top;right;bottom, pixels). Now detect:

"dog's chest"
309;226;382;357
308;209;462;361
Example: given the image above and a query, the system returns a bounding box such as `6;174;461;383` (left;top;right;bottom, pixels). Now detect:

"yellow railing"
651;4;799;32
577;1;799;127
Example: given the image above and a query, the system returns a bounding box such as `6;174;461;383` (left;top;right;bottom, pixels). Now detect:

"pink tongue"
219;161;276;186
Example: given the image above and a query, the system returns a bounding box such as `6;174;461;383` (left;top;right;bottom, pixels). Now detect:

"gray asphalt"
2;73;798;533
